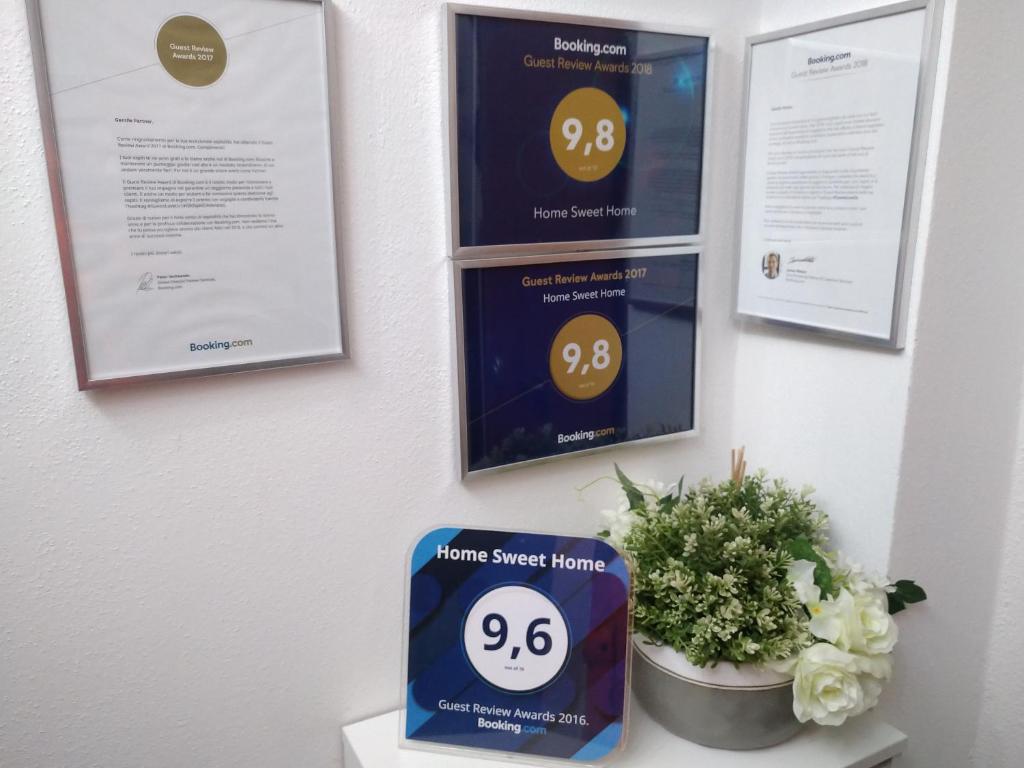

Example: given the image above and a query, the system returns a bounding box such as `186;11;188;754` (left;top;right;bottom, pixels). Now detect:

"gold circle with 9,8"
549;314;623;400
549;87;627;183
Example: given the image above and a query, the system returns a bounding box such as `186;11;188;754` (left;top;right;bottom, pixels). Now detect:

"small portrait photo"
762;251;781;280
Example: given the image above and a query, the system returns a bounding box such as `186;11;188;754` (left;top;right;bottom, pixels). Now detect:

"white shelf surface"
342;696;906;768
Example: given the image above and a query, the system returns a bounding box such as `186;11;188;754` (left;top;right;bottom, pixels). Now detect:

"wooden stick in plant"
731;446;747;484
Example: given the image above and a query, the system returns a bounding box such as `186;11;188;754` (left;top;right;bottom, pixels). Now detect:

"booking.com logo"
189;339;254;352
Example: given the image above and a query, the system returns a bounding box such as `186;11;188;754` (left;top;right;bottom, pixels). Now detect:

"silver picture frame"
452;246;703;478
733;0;946;349
25;0;349;390
444;3;714;260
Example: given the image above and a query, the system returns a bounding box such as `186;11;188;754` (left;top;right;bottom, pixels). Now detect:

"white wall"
5;1;1022;767
971;386;1024;766
0;1;754;767
881;2;1024;766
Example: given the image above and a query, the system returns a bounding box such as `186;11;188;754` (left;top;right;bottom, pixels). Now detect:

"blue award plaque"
447;6;710;255
456;249;698;475
404;528;632;764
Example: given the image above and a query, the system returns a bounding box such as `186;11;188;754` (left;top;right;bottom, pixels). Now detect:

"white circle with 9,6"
463;585;571;693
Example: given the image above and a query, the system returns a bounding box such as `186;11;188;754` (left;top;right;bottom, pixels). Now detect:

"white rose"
851;589;899;656
790;644;869;726
859;675;884;713
854;653;891;713
856;651;893;682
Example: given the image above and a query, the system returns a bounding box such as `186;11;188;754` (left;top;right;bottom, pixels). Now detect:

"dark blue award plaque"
456;249;698;475
448;7;710;254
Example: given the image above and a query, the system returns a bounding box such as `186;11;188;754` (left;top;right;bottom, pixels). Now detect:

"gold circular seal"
549;313;623;400
549;87;627;183
157;16;227;87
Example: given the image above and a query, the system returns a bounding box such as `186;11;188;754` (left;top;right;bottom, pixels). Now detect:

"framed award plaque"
446;5;711;258
454;248;699;475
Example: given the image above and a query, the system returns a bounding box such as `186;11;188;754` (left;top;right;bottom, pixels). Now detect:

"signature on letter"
137;272;155;291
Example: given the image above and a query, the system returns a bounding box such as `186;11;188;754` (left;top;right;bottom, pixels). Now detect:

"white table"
342;696;906;768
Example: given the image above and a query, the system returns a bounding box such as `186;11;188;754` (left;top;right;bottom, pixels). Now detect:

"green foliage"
615;464;645;510
787;536;834;596
887;579;928;614
615;470;828;666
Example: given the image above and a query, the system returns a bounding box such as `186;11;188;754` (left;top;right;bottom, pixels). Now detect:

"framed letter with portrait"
735;1;943;347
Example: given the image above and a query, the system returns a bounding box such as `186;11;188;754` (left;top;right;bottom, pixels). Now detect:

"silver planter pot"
632;636;804;750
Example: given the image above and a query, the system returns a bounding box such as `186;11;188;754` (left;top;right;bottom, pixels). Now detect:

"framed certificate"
446;5;711;258
454;248;699;476
27;0;347;389
735;1;944;347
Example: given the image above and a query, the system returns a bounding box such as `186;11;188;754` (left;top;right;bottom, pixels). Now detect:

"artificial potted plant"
598;450;926;750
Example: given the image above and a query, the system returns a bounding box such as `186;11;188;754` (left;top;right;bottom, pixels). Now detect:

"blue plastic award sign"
403;528;632;764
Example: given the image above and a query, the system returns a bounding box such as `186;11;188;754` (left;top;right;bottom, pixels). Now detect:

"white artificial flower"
859;675;885;714
787;559;821;605
600;500;637;549
807;588;867;653
853;652;891;715
852;589;899;656
855;651;893;682
601;481;678;548
642;480;677;513
834;551;891;594
790;643;872;726
790;556;900;657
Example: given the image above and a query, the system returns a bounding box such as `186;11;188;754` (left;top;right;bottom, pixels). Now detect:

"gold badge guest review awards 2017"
157;15;227;87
